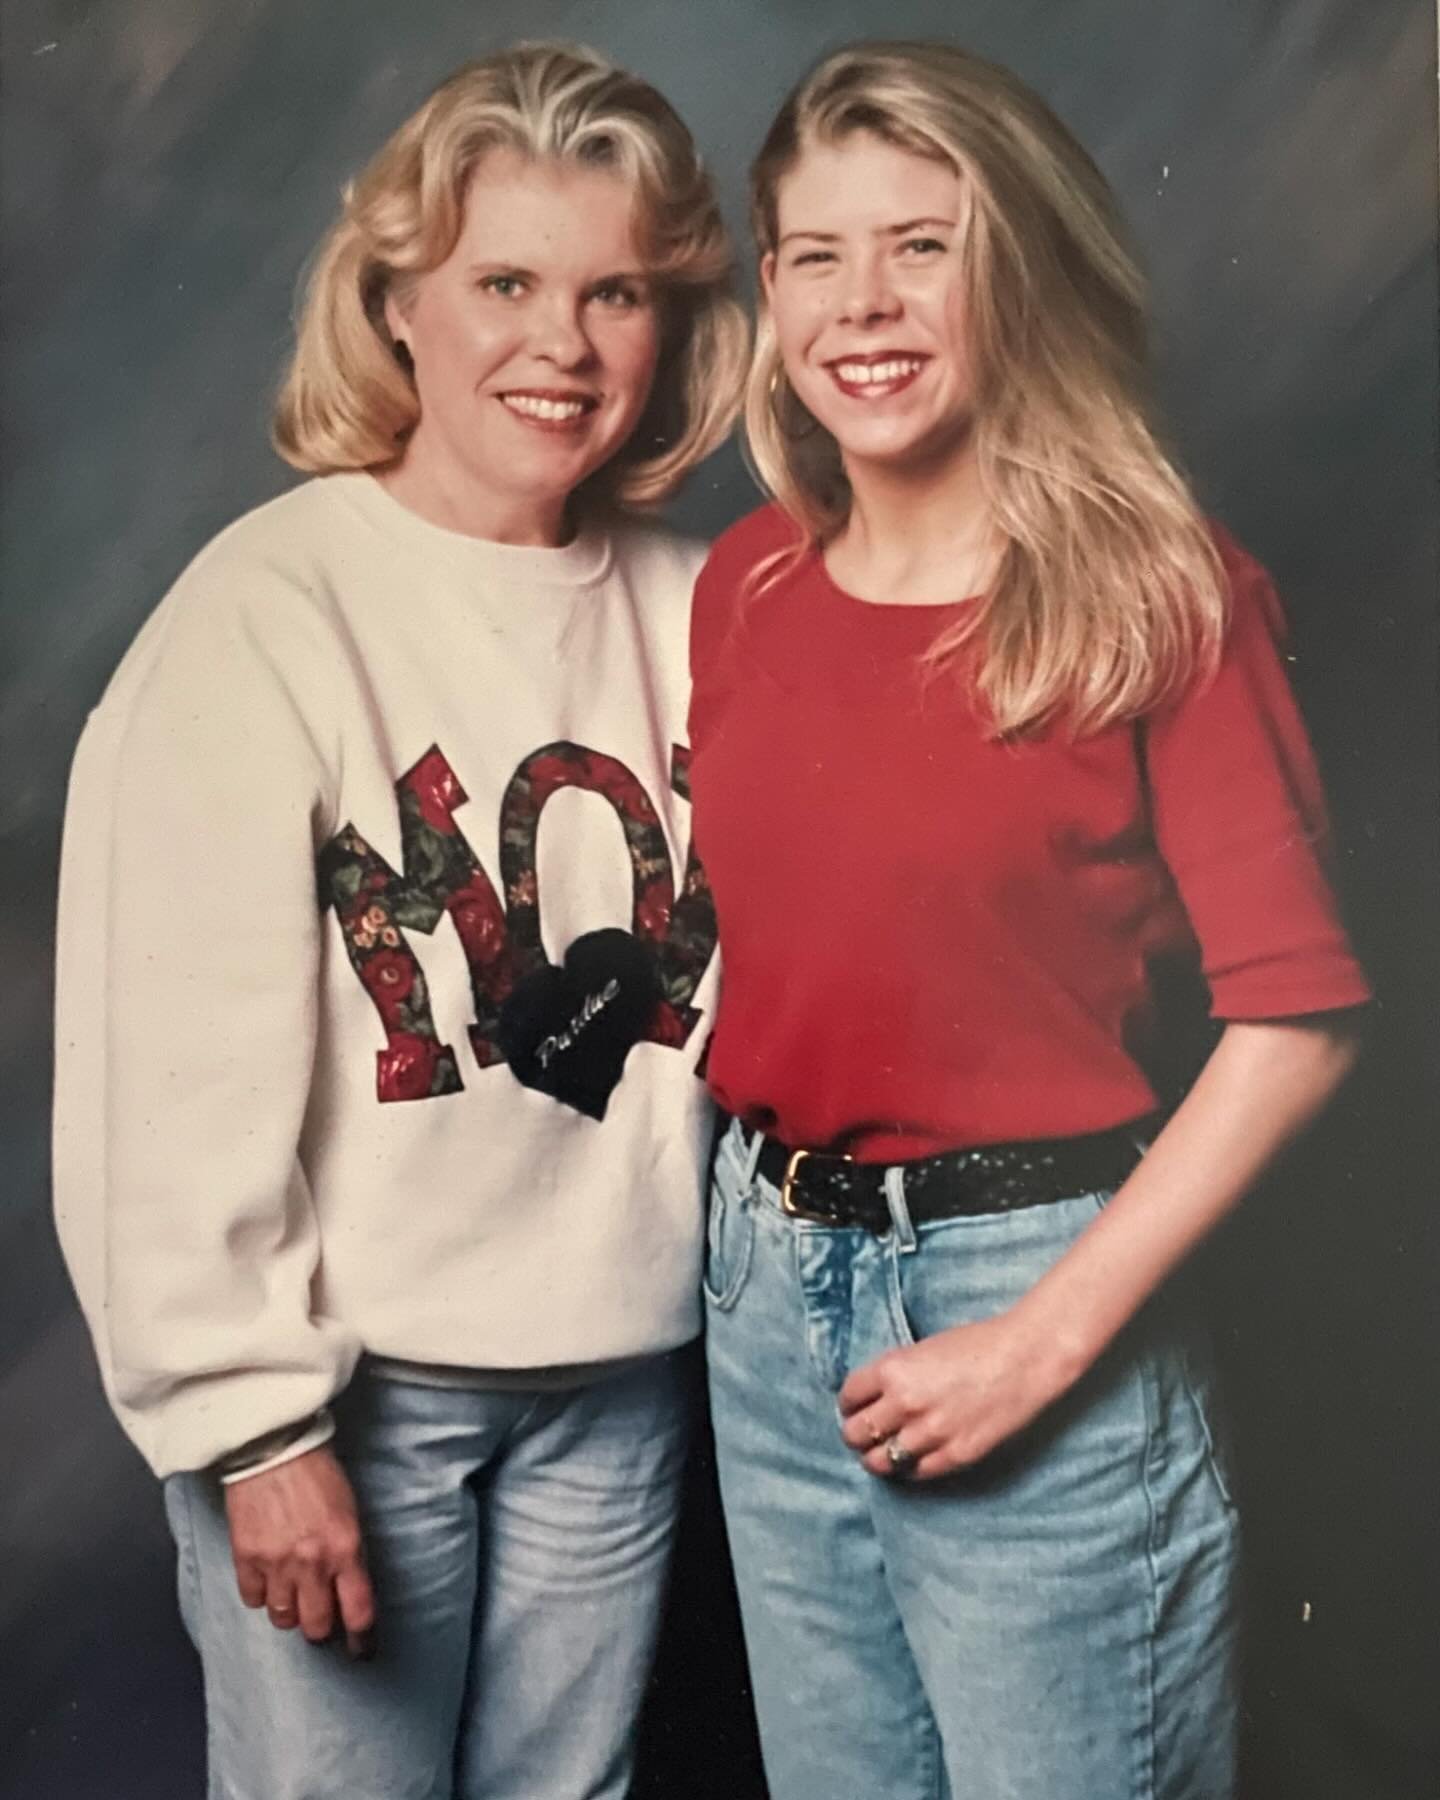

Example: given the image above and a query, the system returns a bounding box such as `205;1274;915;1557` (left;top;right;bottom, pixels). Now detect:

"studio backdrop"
1;4;1435;1797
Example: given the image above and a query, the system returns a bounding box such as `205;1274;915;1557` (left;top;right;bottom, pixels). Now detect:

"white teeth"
502;394;589;421
834;358;924;384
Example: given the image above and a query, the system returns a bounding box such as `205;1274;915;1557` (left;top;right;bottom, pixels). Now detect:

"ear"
759;251;778;304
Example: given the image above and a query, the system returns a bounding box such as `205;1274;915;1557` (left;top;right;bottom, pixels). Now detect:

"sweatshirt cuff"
215;1409;336;1485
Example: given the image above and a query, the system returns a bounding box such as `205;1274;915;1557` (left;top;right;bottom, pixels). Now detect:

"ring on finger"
884;1435;918;1477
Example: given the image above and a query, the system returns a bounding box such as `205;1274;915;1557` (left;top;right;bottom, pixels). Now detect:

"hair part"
274;42;748;509
745;40;1226;736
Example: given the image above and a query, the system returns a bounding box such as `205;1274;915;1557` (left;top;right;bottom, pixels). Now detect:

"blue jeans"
705;1121;1239;1800
165;1353;692;1800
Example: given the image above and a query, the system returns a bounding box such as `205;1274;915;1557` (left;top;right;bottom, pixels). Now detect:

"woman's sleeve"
53;560;361;1477
1143;542;1372;1020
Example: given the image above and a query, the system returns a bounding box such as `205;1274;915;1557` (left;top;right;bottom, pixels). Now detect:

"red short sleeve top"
688;506;1370;1161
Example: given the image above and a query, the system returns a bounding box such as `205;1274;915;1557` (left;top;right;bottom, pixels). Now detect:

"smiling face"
384;148;662;543
763;131;978;491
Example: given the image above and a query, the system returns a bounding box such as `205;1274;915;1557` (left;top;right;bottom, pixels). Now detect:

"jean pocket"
1178;1341;1238;1512
702;1168;756;1312
894;1190;1108;1348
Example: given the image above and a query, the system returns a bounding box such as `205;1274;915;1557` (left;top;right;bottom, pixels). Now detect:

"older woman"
53;43;744;1800
689;40;1368;1800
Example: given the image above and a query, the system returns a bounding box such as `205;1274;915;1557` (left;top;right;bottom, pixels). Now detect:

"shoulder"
94;478;354;721
1207;519;1288;645
1146;520;1303;740
608;513;711;590
145;475;356;623
691;503;806;662
178;474;364;599
700;502;806;590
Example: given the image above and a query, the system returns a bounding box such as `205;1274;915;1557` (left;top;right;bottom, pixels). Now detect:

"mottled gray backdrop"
2;3;1436;1797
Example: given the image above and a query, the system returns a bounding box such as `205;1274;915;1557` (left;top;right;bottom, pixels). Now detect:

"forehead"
452;147;642;266
776;130;963;233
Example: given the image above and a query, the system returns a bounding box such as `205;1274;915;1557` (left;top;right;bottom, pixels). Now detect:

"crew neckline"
333;471;615;588
809;540;981;620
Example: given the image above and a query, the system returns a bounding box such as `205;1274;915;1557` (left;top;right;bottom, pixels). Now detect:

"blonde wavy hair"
747;41;1226;736
275;42;748;508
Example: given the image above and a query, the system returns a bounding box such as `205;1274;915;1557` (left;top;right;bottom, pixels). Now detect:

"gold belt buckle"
779;1147;853;1223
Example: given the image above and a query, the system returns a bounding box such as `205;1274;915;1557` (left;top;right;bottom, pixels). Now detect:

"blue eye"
592;281;644;310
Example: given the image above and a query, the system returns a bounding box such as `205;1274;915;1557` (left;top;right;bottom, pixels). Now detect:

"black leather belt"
750;1123;1146;1233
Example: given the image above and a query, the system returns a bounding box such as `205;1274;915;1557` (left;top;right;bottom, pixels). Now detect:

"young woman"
689;41;1369;1800
53;44;744;1800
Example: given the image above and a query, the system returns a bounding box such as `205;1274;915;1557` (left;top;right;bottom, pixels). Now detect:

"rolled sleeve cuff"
1207;959;1373;1022
216;1408;336;1485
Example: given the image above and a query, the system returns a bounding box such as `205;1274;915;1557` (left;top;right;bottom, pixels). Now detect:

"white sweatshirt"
53;473;719;1478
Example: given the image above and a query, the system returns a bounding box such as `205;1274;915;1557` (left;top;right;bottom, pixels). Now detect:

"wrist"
214;1409;336;1484
1007;1289;1101;1401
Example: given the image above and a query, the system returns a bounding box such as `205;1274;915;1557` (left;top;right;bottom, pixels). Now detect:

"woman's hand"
839;1018;1362;1484
838;1309;1076;1481
224;1446;376;1657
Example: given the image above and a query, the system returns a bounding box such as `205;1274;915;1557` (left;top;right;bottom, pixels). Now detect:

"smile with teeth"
832;357;926;384
499;392;597;423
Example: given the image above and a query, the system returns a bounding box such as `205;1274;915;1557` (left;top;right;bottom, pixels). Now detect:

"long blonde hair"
747;41;1225;736
275;42;748;508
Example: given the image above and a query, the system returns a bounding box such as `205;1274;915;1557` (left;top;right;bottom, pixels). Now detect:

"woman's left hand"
837;1309;1074;1481
838;1025;1365;1484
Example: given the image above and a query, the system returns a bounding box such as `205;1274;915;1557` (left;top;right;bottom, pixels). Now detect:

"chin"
834;428;933;469
846;420;974;481
502;445;597;491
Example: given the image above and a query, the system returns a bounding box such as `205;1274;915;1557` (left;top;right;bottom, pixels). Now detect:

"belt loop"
883;1167;918;1254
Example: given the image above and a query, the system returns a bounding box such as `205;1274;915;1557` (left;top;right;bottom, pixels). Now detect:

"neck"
378;432;571;548
833;439;1001;605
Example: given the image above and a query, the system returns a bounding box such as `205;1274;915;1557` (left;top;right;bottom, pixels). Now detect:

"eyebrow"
776;216;957;248
465;262;652;288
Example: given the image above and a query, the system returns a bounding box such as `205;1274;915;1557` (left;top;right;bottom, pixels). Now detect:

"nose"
839;252;901;327
532;296;595;370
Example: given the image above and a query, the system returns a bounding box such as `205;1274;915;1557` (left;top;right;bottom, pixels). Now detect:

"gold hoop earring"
769;364;819;442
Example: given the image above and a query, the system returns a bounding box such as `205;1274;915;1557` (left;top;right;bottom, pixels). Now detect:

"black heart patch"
498;928;662;1120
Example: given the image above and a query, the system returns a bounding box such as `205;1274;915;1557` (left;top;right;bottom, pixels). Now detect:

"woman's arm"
54;557;379;1641
839;1014;1362;1479
53;565;355;1477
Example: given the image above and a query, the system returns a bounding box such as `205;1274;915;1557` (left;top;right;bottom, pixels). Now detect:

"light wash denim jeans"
705;1120;1239;1800
164;1352;692;1800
